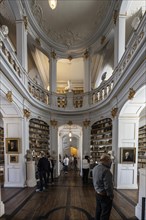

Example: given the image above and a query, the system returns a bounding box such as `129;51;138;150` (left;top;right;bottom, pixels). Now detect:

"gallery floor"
0;170;138;220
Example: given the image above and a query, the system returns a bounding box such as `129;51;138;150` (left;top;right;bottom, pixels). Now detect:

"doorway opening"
58;124;82;176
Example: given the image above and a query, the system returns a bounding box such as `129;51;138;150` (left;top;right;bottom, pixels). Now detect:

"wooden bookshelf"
29;118;50;156
0;127;4;165
90;118;112;163
138;125;146;168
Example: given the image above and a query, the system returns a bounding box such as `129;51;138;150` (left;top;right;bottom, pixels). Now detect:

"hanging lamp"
48;0;57;10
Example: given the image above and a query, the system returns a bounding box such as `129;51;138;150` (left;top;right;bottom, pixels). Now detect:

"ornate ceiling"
1;0;144;91
23;0;118;55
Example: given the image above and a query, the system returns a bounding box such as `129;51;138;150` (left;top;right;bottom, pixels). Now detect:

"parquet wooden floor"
0;170;138;220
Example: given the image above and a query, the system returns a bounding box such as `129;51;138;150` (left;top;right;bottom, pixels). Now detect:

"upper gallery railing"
0;13;145;111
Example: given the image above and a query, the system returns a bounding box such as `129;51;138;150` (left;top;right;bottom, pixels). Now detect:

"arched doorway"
58;124;82;176
117;85;146;189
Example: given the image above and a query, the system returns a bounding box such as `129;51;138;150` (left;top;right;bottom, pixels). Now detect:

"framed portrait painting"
6;138;20;154
121;147;136;163
10;155;19;163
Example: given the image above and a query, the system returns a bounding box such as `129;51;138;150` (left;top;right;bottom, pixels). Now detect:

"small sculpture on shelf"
25;149;33;161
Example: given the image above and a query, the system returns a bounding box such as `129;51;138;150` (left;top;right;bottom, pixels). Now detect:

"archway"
0;93;26;187
58;124;82;176
117;85;146;189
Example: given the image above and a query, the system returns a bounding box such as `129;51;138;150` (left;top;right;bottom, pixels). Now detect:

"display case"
138;125;146;168
90;118;112;163
29;119;50;155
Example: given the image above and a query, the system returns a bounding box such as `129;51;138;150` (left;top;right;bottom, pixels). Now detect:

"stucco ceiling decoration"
0;0;15;24
27;0;114;51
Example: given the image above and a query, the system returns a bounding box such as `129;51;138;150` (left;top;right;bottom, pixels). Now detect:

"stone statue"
65;80;73;92
25;149;33;161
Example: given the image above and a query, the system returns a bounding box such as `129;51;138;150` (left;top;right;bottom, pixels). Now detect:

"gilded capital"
23;16;28;30
68;55;72;62
128;88;135;100
23;109;31;118
51;51;56;59
50;119;57;128
111;107;118;118
83;119;90;128
84;50;89;59
35;38;41;46
67;120;73;126
113;10;118;25
6;91;13;102
101;36;106;45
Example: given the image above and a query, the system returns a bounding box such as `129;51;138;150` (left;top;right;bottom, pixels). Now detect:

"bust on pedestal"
25;150;37;187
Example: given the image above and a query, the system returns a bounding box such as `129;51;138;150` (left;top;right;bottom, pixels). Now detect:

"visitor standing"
82;155;90;183
92;153;114;220
63;155;69;173
37;151;49;192
48;154;55;184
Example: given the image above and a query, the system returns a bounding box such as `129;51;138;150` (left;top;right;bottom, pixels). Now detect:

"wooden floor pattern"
0;171;138;220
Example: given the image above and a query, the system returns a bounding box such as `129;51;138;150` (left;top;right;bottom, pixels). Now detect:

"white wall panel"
7;123;19;137
8;168;20;182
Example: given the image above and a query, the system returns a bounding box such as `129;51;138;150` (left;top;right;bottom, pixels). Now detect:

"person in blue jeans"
92;154;114;220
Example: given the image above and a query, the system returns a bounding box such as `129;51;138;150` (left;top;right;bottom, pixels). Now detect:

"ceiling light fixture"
69;131;72;137
48;0;57;10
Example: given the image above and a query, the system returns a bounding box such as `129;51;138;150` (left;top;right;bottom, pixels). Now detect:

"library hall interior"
0;0;146;219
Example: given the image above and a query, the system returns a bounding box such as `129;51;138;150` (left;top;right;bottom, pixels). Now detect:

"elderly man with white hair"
92;153;114;220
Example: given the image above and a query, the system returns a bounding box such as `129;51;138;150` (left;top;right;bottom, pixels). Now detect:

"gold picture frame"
10;154;19;163
6;138;20;154
120;147;136;163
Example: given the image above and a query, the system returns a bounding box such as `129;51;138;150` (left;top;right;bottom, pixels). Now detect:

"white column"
49;52;57;92
135;168;146;219
0;186;5;217
50;122;58;177
114;14;126;68
84;58;91;92
84;52;91;92
16;17;28;72
82;125;90;156
111;116;119;187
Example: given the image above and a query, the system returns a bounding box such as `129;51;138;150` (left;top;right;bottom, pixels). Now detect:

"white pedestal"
135;168;146;219
26;161;37;187
0;185;5;217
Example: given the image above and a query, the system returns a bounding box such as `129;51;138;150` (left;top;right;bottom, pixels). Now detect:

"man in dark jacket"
92;153;113;220
37;151;49;192
47;154;54;184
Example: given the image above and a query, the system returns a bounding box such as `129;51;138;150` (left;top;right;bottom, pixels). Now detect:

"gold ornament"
67;121;73;126
84;50;89;59
6;91;13;102
50;119;57;128
111;107;118;118
128;88;135;100
23;109;31;118
51;51;56;59
83;119;90;128
113;10;118;25
23;16;28;30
